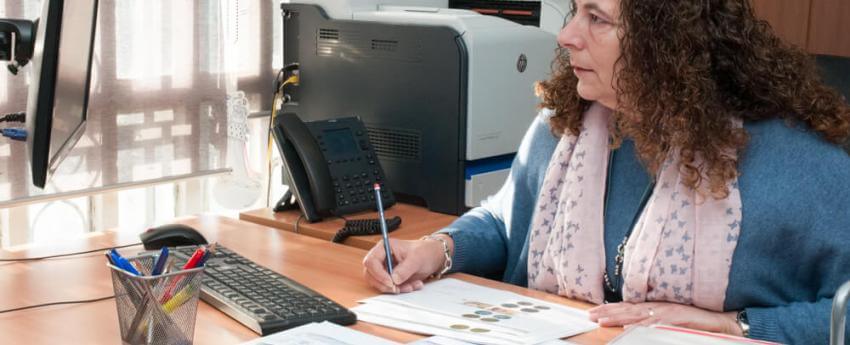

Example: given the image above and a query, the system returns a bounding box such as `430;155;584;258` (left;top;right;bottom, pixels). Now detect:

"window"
0;0;280;248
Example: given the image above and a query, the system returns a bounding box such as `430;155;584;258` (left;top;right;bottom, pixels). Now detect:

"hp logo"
517;54;528;73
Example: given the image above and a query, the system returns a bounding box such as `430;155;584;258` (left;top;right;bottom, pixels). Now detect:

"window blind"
0;0;277;207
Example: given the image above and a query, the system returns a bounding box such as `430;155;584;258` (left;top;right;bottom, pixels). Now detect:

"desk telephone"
272;113;395;222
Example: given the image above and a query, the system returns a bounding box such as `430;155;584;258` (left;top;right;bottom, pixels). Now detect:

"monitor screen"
25;0;98;188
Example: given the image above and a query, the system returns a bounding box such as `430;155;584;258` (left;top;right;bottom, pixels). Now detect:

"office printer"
280;0;557;215
448;0;572;34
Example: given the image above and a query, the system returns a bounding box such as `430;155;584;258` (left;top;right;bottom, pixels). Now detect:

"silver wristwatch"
421;234;452;279
736;310;750;337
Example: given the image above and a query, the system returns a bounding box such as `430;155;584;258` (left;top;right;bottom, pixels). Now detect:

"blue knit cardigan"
439;112;850;344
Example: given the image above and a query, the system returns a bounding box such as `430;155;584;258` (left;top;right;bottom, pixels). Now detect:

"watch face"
737;311;750;336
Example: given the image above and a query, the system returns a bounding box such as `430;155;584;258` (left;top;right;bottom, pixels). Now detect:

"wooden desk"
0;215;620;344
240;203;458;250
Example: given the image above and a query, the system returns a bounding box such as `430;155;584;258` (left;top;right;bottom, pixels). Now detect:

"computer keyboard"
172;245;356;335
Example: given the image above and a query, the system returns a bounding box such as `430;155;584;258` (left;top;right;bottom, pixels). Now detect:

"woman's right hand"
362;236;452;294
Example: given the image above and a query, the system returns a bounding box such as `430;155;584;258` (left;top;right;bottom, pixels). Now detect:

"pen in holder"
108;252;205;345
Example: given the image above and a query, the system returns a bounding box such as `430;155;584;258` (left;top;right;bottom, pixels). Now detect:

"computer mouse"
140;223;208;250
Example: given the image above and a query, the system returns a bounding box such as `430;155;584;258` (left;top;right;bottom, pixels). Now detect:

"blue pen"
108;249;122;267
118;256;141;276
110;249;141;276
373;183;393;276
151;247;169;276
104;250;116;265
198;242;217;267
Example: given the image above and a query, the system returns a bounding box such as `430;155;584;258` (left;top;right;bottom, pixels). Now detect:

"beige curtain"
0;0;276;205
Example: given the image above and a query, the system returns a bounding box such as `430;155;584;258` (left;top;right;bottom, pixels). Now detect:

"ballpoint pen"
162;284;199;313
373;183;394;276
151;247;169;276
198;242;217;266
110;249;141;276
159;243;218;308
159;247;206;303
104;250;115;265
183;247;206;269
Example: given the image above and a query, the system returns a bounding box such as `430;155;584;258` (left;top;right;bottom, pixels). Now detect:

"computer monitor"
23;0;99;188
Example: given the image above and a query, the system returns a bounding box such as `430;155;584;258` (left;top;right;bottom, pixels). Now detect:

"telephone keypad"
331;168;389;210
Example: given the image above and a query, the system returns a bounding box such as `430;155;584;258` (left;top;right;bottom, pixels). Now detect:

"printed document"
408;336;579;345
239;321;401;345
353;278;598;345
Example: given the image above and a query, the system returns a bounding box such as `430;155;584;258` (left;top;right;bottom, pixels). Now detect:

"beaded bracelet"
421;234;452;279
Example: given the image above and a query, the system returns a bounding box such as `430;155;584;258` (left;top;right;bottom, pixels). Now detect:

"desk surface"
240;203;458;250
0;215;620;344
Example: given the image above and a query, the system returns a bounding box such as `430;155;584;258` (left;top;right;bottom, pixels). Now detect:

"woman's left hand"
587;302;743;336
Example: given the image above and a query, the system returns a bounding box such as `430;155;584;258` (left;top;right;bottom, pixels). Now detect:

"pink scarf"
527;103;742;311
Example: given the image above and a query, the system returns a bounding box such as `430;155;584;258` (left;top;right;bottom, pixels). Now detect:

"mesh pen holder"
109;253;205;345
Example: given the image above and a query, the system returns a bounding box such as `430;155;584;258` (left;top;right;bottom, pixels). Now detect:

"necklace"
603;235;631;294
602;148;655;300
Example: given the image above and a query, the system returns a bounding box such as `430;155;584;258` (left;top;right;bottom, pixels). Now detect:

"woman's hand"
588;302;742;336
362;236;451;294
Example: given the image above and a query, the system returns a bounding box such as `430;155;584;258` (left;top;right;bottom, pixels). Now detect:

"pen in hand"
373;183;394;277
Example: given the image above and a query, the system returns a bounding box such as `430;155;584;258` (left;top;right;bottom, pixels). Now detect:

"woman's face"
558;0;622;110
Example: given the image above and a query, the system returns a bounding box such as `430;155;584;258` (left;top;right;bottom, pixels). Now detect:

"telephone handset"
272;112;395;222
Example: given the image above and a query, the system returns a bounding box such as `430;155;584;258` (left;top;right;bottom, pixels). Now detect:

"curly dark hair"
538;0;850;198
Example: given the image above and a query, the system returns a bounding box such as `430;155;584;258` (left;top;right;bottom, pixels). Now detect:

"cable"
0;295;115;314
266;72;300;206
294;214;304;234
329;213;349;242
1;128;26;141
0;242;142;262
0;112;25;123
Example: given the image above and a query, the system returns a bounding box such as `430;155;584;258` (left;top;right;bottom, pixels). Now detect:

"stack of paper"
410;336;578;345
239;321;401;345
609;325;780;345
352;279;598;345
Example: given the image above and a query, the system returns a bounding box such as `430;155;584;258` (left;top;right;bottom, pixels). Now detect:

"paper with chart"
352;278;598;345
238;321;401;345
408;336;580;345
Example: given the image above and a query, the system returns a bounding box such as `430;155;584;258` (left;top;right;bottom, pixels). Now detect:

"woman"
362;0;850;343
